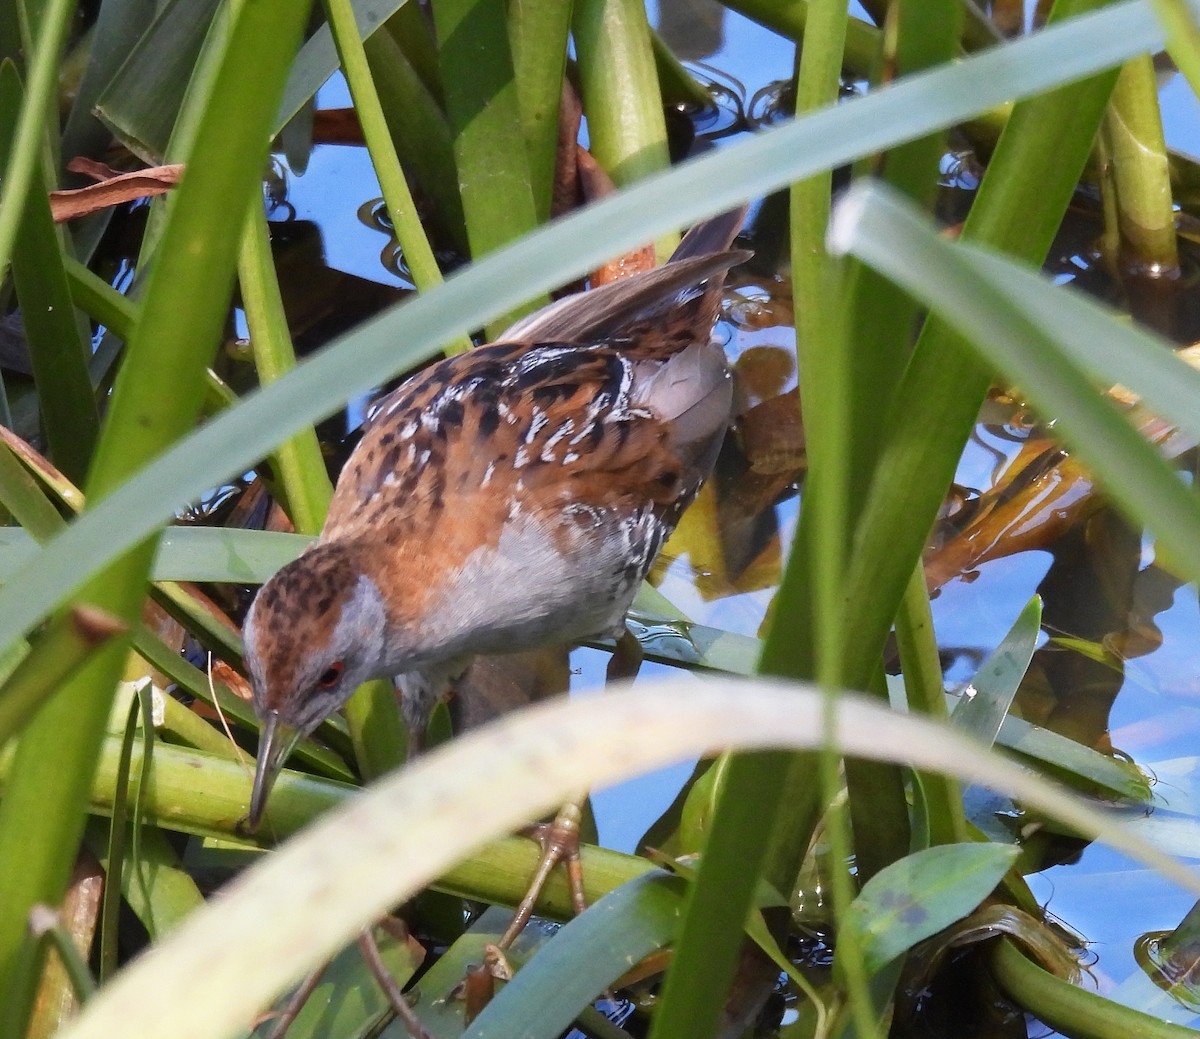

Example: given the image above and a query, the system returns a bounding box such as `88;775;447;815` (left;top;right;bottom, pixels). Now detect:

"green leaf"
838;843;1020;978
950;597;1042;747
995;713;1150;801
0;62;99;484
463;873;685;1039
236;924;422;1039
92;0;224;162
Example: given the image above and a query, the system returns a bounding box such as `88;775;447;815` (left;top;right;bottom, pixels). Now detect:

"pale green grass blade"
829;181;1200;586
54;677;1200;1039
0;523;756;672
0;527;304;585
0;0;1166;661
1150;0;1200;99
952;250;1200;443
154;529;309;583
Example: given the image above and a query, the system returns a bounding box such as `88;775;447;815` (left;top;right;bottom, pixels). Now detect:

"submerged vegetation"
2;1;1200;1037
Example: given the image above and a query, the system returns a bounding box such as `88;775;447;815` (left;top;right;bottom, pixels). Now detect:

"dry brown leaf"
50;160;184;222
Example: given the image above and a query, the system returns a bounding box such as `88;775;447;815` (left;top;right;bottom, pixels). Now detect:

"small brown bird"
243;208;749;828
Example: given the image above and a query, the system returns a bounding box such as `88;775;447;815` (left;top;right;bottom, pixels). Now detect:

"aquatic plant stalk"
722;0;882;75
649;30;713;110
237;208;333;535
509;0;573;222
895;565;967;846
574;0;673;256
434;0;540;333
322;0;451;304
363;25;467;250
0;63;99;484
990;938;1200;1039
1101;55;1179;274
0;0;73;284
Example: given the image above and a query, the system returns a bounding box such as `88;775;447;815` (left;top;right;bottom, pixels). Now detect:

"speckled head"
242;540;390;828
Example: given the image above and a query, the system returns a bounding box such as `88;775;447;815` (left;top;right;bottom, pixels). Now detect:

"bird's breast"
414;504;670;660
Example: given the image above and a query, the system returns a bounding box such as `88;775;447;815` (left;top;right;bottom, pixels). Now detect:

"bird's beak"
247;710;302;831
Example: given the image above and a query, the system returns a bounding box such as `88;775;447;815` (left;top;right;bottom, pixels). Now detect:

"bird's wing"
324;337;730;545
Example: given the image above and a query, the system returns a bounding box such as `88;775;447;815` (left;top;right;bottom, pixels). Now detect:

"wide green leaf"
837;843;1020;979
463;873;685;1039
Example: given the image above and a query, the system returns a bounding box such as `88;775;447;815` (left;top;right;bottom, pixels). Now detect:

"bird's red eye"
318;662;344;689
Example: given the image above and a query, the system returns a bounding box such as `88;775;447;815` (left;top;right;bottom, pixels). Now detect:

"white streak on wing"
525;410;548;444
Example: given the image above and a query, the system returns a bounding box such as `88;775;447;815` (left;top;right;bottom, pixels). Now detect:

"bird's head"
242;541;390;830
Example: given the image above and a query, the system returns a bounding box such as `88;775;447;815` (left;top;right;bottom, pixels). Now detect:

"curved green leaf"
838;843;1020;979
